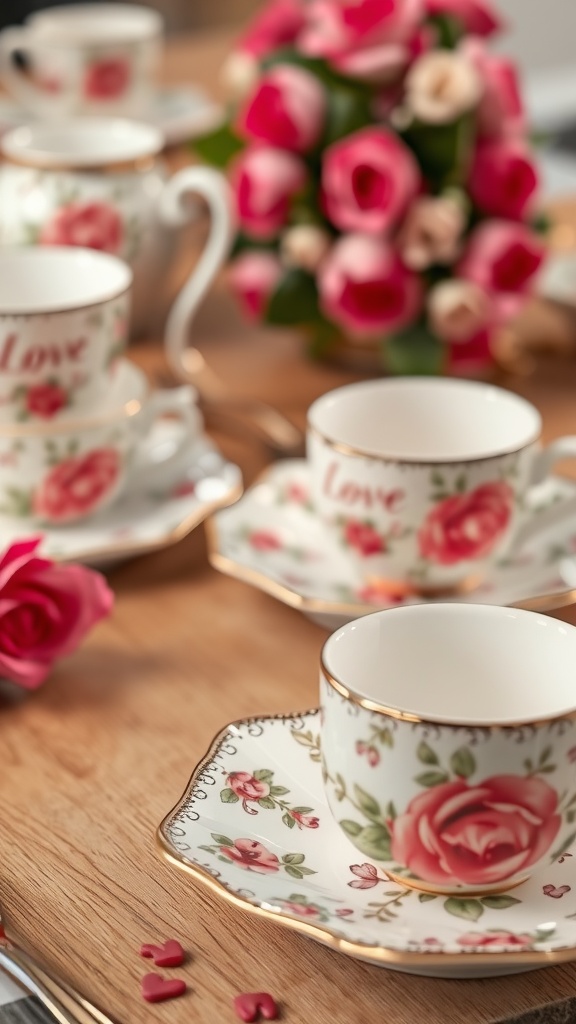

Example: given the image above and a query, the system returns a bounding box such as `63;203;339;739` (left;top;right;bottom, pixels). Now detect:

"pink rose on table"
220;838;280;873
228;251;282;320
458;221;545;300
322;127;420;235
0;537;113;689
228;771;271;806
469;139;539;221
237;0;305;56
25;383;68;419
40;201;123;254
238;64;326;153
345;520;385;556
84;57;131;100
458;931;534;949
425;0;502;36
418;480;513;565
461;39;524;139
392;775;561;887
318;234;423;338
230;147;307;240
448;329;493;375
299;0;423;81
33;449;121;524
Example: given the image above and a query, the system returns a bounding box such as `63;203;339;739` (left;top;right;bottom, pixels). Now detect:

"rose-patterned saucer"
158;709;576;979
0;429;241;568
207;460;576;630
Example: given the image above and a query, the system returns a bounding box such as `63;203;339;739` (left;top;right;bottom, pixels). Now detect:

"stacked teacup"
0;246;202;526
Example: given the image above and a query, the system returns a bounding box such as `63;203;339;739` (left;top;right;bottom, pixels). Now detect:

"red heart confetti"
233;992;279;1022
140;940;185;967
141;974;187;1003
543;884;571;898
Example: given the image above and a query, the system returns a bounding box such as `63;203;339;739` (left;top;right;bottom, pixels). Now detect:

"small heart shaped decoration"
141;974;187;1003
140;939;185;967
233;992;279;1022
542;884;571;898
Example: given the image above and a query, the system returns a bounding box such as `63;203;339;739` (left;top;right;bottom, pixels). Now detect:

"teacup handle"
0;27;61;116
158;166;235;379
530;437;576;487
512;436;576;549
131;384;203;487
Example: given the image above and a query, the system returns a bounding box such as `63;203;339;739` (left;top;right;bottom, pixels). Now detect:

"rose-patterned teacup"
320;603;576;897
0;358;202;525
307;378;576;591
0;246;131;424
0;4;162;119
0;119;234;342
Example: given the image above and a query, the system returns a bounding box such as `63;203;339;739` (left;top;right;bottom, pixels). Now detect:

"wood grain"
1;27;576;1024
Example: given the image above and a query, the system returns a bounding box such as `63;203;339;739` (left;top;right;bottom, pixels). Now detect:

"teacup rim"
308;378;542;465
321;604;576;729
1;119;164;172
27;2;163;42
0;247;132;316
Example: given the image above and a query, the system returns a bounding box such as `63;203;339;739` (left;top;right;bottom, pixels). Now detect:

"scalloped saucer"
158;709;576;979
0;429;241;568
207;460;576;630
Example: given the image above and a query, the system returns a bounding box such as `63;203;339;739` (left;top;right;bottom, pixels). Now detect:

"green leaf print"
283;854;305;865
220;788;239;804
353;785;382;823
450;747;476;779
282;812;296;829
349;823;392;861
418;893;438;903
417;741;439;766
415;771;450;788
340;820;362;838
258;796;276;810
443;898;484;922
480;895;522;910
254;769;274;782
211;833;234;847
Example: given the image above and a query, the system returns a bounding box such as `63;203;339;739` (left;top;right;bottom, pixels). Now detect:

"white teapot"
0;118;233;345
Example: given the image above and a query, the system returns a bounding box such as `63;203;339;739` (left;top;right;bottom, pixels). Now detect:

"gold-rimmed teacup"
320;603;576;897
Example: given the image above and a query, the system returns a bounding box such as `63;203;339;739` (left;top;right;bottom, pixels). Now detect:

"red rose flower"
290;810;320;829
249;530;282;552
220;838;280;874
458;931;534;949
33;449;121;524
281;901;321;918
418;480;513;565
25;383;68;419
391;775;561;887
40;201;123;254
84;57;131;100
469;139;539;221
345;520;385;557
227;771;270;813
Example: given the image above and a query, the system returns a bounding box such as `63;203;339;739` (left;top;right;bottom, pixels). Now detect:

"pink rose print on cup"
418;480;514;565
391;774;562;888
84;57;131;100
344;520;385;557
289;810;319;829
228;771;271;813
356;740;380;767
40;201;123;254
33;449;121;524
458;931;534;949
221;838;281;874
25;383;68;419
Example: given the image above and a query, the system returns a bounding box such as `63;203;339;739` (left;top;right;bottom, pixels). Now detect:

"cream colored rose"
281;224;331;272
405;51;483;124
399;195;467;271
428;279;490;341
221;50;260;99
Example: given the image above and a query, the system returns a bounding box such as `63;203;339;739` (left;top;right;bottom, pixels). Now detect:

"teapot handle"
158;166;235;379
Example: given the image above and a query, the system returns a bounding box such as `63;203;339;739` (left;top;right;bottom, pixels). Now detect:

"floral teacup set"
158;375;576;979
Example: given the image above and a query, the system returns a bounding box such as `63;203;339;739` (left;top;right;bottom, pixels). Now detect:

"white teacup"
0;246;131;423
0;359;201;525
0;4;162;118
307;378;576;591
321;604;576;896
0;121;235;346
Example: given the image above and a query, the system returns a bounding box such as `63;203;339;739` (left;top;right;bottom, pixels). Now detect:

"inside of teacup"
323;605;576;725
0;248;131;314
2;120;164;168
30;3;162;44
308;379;541;461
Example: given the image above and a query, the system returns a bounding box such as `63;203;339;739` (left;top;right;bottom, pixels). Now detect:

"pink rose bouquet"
0;537;113;689
196;0;546;374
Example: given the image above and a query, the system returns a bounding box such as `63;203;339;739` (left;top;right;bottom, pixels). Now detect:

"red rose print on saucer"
34;449;121;524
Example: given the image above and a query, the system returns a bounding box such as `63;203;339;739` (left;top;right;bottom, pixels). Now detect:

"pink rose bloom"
33;449;121;525
282;901;321;918
290;810;320;828
458;931;534;949
345;520;385;556
448;328;493;375
25;383;68;419
322;127;420;235
228;251;282;320
392;775;561;887
238;64;326;152
469;139;539;221
461;39;524;139
40;201;123;254
230;146;306;240
458;221;545;305
84;57;131;100
220;838;280;873
425;0;502;37
227;771;271;803
349;863;380;889
0;537;113;690
237;0;305;56
319;234;423;338
299;0;423;81
418;480;513;565
249;529;282;551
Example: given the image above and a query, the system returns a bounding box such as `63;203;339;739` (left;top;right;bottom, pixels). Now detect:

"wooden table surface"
4;27;576;1024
